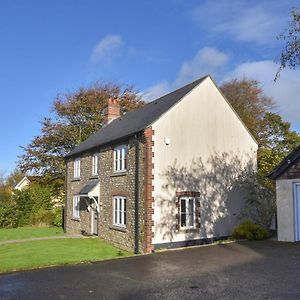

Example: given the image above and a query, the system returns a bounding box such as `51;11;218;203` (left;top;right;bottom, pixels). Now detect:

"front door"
294;184;300;241
91;198;99;236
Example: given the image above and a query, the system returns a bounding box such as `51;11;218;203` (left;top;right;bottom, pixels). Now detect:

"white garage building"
269;145;300;242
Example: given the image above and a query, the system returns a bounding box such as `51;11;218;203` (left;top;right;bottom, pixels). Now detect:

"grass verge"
0;227;64;241
0;238;131;273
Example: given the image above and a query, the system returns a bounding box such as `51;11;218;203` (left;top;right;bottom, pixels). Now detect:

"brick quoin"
143;127;154;253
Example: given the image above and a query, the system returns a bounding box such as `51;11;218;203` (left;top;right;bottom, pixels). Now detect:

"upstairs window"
74;158;81;178
113;196;126;227
113;145;127;172
180;197;195;229
92;154;98;176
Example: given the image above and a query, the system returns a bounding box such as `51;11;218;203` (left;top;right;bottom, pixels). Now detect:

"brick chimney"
104;98;121;124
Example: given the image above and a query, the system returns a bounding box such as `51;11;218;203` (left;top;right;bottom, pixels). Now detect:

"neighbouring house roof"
268;145;300;180
66;76;209;158
14;176;31;191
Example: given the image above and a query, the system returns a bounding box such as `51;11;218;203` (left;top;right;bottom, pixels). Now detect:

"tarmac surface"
1;240;300;299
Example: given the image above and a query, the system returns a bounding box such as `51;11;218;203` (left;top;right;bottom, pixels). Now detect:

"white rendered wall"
151;77;258;245
276;179;300;242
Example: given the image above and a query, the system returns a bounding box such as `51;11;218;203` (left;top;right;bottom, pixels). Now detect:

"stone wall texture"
278;157;300;180
65;132;152;253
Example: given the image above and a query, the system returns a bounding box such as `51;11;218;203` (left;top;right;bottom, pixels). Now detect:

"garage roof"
268;145;300;180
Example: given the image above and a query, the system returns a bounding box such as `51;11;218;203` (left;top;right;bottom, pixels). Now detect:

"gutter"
134;133;140;254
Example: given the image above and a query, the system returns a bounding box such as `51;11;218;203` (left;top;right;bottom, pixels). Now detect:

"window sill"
71;217;80;222
89;175;99;179
110;171;127;177
109;225;127;232
179;227;198;233
71;178;81;182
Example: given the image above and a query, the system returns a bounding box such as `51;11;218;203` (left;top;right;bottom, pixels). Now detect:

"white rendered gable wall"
151;77;258;245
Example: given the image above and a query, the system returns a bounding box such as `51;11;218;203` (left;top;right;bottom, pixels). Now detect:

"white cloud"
191;0;290;44
90;35;123;64
143;48;300;130
143;47;229;101
223;60;300;129
176;47;229;86
142;81;171;101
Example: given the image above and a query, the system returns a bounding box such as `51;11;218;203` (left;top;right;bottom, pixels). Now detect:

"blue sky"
0;0;299;175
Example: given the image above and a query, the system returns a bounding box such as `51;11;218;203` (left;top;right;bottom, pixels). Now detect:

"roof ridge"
112;75;209;122
65;75;209;157
146;75;209;103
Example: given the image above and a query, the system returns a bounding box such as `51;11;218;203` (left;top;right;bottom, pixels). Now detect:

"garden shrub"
14;183;53;227
234;171;276;229
14;189;33;226
30;209;54;227
232;221;269;240
29;184;52;213
52;207;63;228
0;199;18;228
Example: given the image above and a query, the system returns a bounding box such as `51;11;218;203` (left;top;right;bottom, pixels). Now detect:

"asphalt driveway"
1;240;300;299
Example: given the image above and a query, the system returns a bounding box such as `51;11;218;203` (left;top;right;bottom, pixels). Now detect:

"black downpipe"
134;134;140;254
64;159;68;233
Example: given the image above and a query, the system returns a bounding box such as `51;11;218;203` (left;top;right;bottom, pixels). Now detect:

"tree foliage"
221;78;300;190
18;82;144;191
258;112;300;188
276;8;300;80
220;78;274;141
236;171;276;228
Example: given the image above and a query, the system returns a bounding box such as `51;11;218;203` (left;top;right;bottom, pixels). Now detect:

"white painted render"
276;179;300;242
14;176;30;191
151;76;258;245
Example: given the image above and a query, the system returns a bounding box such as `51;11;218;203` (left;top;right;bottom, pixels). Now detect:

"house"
64;75;258;253
268;145;300;242
14;176;31;191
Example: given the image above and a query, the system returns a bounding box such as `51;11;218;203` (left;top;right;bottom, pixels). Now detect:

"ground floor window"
73;195;80;219
113;196;126;227
180;197;195;229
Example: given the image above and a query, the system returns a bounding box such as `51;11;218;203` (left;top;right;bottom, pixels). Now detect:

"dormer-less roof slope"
66;76;208;158
268;144;300;180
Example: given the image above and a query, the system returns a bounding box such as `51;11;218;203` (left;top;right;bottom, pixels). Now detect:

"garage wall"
276;179;300;242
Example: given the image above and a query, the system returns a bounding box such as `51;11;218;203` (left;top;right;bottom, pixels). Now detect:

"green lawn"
0;238;131;273
0;227;64;241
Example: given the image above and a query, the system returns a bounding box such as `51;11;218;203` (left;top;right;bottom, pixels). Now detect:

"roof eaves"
65;129;144;159
268;145;300;180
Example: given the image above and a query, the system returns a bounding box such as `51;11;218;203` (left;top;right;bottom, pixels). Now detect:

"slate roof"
66;75;208;158
78;180;99;195
268;145;300;180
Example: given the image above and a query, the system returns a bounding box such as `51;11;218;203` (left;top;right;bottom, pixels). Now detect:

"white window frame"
92;154;98;176
113;145;127;172
180;197;196;229
113;196;126;227
73;196;80;219
74;158;81;178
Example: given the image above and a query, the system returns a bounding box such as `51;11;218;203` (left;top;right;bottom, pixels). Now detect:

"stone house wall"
65;132;152;253
65;151;97;235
